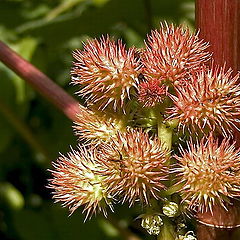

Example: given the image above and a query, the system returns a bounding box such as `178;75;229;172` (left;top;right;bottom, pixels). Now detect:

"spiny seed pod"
73;108;123;144
168;66;240;137
71;36;141;111
138;79;167;107
142;23;210;84
98;129;169;206
48;147;113;219
174;135;240;213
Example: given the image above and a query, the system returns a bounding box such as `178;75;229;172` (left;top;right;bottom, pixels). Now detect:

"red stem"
0;41;85;122
196;0;240;74
195;1;240;239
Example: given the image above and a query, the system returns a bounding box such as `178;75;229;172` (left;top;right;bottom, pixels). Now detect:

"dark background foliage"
0;0;194;239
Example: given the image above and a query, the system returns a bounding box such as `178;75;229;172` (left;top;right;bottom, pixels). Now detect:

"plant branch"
157;218;175;240
0;40;86;122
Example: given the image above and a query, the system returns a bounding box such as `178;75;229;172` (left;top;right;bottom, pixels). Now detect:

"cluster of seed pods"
49;23;240;237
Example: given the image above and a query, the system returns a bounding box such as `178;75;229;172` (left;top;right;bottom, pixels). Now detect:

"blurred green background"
0;0;194;239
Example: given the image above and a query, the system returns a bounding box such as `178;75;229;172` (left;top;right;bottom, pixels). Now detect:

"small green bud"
177;231;196;240
177;223;186;232
147;225;161;235
162;201;178;217
141;216;151;229
185;236;197;240
141;214;163;235
165;119;179;129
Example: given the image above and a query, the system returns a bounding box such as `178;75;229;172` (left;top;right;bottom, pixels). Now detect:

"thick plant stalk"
0;41;85;122
195;1;240;239
196;0;240;74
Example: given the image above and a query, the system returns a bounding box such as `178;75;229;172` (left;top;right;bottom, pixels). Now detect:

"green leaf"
0;115;14;152
98;218;119;237
45;0;85;21
11;37;38;103
13;204;115;240
0;182;24;210
92;0;110;7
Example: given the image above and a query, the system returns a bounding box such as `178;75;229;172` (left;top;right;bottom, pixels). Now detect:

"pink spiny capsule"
71;36;141;111
168;66;240;137
73;108;122;144
48;147;113;219
138;79;167;107
174;135;240;214
142;23;210;84
97;129;169;206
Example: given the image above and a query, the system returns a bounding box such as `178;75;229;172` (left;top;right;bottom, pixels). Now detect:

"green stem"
155;106;176;240
157;119;172;151
157;217;176;240
0;99;50;163
155;107;173;166
153;105;173;151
